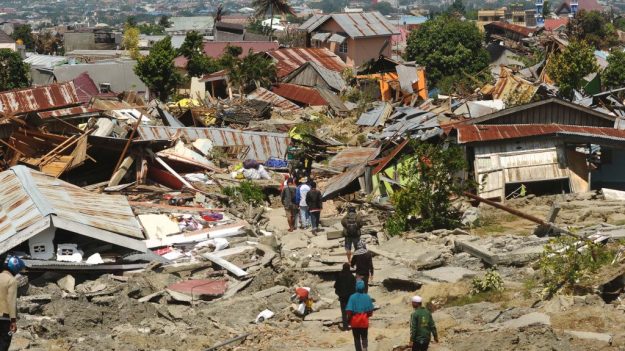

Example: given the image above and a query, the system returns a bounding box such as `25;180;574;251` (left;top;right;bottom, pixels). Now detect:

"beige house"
0;30;16;51
299;12;399;68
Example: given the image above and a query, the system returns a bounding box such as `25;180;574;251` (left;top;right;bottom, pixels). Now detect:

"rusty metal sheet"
0;165;144;239
322;164;365;199
328;147;380;170
267;47;346;78
167;279;228;297
247;87;302;112
37;106;100;119
271;84;327;106
456;124;625;144
0;81;80;116
137;126;290;161
484;21;536;37
372;139;410;175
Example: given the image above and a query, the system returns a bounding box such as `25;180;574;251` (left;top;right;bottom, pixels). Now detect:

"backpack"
344;214;361;237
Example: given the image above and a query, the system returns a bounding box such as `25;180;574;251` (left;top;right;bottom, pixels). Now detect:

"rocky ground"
8;192;625;351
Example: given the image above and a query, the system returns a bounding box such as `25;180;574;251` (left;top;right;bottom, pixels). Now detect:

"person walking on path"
409;295;438;351
296;178;311;229
306;182;323;233
350;240;374;293
280;178;298;232
346;280;374;351
0;256;25;351
342;206;364;262
334;263;356;331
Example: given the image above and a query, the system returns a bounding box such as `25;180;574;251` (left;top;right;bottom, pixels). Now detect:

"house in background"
0;30;16;51
555;0;603;18
64;28;121;52
166;16;214;35
299;12;399;68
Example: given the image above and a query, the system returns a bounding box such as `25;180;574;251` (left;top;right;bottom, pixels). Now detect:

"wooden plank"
202;253;247;278
108;155;135;187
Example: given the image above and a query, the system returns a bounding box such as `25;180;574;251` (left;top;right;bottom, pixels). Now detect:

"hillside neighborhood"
1;0;625;350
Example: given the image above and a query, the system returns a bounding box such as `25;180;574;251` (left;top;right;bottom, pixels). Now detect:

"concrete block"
57;275;75;293
564;330;612;344
499;312;551;329
420;266;477;283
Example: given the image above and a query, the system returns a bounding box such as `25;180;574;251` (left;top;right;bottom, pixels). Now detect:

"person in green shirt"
409;295;438;351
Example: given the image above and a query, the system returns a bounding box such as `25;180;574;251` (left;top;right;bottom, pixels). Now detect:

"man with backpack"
341;206;364;263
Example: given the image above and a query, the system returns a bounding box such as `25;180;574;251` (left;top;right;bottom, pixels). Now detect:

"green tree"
35;31;63;55
0;49;29;91
385;142;468;234
252;0;294;37
602;51;625;90
134;37;183;101
615;17;625;31
371;2;394;15
405;15;489;87
218;46;276;95
122;25;140;59
159;15;171;28
542;0;550;18
447;0;465;15
568;10;619;49
547;40;598;99
125;16;137;27
11;24;34;50
137;23;165;35
178;31;204;58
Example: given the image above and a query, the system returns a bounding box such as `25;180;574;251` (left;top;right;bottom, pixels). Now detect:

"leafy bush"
538;235;616;297
384;142;469;235
470;269;504;295
222;181;265;205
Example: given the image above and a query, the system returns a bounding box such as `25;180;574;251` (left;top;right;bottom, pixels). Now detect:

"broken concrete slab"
602;188;625;201
310;235;341;249
498;312;551;329
166;279;228;300
202;253;248;278
253;285;286;299
420;267;477;283
57;275;75;293
138;290;165;303
455;237;546;266
281;232;308;251
564;330;612;344
304;308;341;323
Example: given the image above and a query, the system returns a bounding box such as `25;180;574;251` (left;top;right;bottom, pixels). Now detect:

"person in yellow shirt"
0;256;25;351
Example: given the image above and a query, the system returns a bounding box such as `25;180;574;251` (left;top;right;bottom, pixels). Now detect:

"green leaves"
602;50;625;90
405;15;489;88
134;36;183;101
0;49;29;92
470;269;504;295
546;40;598;99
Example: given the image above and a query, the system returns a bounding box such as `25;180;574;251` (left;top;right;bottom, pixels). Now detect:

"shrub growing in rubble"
222;181;265;205
538;235;616;297
385;142;468;235
470;269;504;295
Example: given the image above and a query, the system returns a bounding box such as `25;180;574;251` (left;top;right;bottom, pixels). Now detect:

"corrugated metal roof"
282;61;347;92
24;54;68;68
485;21;536;37
271;83;327;106
311;32;331;42
0;165;143;239
137;126;290;161
247;87;302;112
372;139;410;174
328;33;346;44
456;124;625;144
0;81;80;116
322;164;365;199
300;12;399;38
357;101;393;126
267;48;346;78
395;64;418;94
37;106;99;119
329;147;380;170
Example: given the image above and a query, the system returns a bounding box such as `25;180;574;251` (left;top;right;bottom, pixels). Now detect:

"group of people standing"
281;176;322;233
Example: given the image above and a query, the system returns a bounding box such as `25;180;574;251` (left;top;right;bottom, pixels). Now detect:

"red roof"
37;106;99;119
70;71;118;103
267;48;347;78
0;81;80;115
544;18;569;31
485;21;536;37
271;83;327;106
456;124;625;144
175;41;280;68
204;41;279;58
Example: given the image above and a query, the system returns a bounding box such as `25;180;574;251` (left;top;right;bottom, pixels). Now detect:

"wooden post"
108;155;135;187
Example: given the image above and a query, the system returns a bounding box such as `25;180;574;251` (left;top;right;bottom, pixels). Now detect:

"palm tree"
252;0;295;38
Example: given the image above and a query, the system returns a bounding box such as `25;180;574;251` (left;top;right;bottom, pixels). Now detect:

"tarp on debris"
137;126;290;161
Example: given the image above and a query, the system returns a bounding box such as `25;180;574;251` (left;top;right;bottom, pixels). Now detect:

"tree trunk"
269;3;274;40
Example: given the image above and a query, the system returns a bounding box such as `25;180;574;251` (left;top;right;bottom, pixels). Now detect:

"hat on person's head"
411;295;422;303
300;177;308;183
356;240;367;250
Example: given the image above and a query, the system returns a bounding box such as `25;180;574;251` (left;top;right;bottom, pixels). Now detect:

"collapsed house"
451;98;625;200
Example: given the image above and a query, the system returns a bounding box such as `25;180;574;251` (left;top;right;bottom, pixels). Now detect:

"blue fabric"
265;157;288;168
295;185;302;205
345;281;374;313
